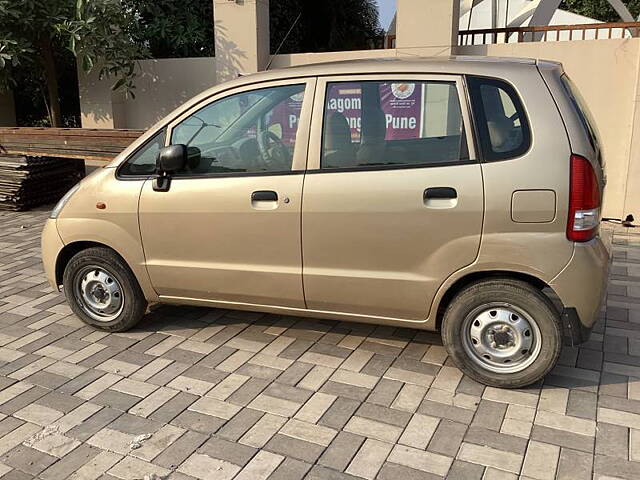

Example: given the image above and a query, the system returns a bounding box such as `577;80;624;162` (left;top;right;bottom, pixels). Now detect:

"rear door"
302;75;484;321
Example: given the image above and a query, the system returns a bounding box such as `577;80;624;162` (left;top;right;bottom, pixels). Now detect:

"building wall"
458;38;640;219
79;57;217;130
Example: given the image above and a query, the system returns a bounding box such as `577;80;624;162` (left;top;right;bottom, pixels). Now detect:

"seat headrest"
361;107;387;145
487;118;512;151
324;112;353;150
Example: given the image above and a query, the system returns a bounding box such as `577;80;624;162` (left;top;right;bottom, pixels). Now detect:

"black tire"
62;247;147;332
441;278;562;388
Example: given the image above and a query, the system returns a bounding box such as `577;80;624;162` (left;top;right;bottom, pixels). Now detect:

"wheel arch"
434;270;562;331
55;241;128;288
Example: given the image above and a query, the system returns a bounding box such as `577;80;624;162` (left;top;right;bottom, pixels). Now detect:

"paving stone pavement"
0;208;639;479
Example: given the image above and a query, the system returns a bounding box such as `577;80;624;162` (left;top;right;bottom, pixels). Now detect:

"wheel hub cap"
462;305;542;373
75;267;124;322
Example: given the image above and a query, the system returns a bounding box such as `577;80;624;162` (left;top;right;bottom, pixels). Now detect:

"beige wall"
458;39;640;219
79;57;216;130
0;91;16;126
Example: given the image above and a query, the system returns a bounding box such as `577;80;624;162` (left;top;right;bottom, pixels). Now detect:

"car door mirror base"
153;174;172;192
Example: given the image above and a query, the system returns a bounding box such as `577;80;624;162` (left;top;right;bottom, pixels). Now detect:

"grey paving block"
596;422;628;459
366;378;403;407
377;462;442;480
427;419;467;456
355;402;411;427
470;399;506;431
318;396;360;429
153;430;208;469
216;407;264;442
464;426;528;455
418;400;475;424
267;456;312;480
171;409;226;435
1;444;57;476
566;389;597;419
66;407;122;442
556;448;593;480
530;425;594;453
149;391;198;423
594;454;640;480
198;436;257;466
318;431;365;471
264;434;325;463
39;443;101;480
446;459;485;480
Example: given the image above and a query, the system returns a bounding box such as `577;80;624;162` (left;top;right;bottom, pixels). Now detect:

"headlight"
50;182;81;219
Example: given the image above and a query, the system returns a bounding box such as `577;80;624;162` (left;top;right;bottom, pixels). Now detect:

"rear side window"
467;76;531;162
321;80;469;170
560;74;600;157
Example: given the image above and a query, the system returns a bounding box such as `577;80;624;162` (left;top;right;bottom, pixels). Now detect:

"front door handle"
251;190;278;202
424;187;457;200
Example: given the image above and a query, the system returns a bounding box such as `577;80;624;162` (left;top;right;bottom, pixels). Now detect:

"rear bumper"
550;236;609;344
41;218;64;291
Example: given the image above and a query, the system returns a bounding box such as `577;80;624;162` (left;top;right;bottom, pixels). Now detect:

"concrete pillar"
0;91;16;126
214;0;270;83
395;0;460;56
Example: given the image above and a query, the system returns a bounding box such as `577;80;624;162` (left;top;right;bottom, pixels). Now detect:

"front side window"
321;80;468;169
170;84;305;175
119;129;165;176
467;76;531;161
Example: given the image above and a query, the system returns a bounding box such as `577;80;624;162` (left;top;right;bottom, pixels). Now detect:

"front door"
138;79;315;308
302;75;484;320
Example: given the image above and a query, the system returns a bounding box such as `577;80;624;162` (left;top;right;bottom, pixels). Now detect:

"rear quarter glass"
559;75;602;165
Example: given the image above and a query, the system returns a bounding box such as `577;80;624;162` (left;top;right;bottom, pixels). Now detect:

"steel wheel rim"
73;265;124;322
461;303;542;374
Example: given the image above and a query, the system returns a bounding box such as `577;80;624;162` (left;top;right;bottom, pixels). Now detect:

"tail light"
567;154;600;242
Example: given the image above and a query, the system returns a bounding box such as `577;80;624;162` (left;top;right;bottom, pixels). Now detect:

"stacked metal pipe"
0;155;83;211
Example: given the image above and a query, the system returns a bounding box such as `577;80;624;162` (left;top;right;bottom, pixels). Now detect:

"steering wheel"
258;130;290;171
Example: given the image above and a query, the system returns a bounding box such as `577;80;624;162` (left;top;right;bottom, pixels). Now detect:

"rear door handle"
251;190;278;202
424;187;457;200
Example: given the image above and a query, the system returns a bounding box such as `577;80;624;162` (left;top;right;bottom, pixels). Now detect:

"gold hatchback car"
42;57;609;388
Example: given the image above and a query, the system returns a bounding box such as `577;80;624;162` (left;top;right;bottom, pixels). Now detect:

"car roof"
238;55;539;85
177;55;543;114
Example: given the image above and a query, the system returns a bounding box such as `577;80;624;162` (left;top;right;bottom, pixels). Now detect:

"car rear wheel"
63;247;147;332
441;278;562;388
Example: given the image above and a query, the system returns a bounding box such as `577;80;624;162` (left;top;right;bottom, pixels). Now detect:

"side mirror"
153;145;187;192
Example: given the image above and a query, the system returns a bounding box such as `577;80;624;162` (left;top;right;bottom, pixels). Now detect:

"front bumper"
550;236;610;344
41;218;64;290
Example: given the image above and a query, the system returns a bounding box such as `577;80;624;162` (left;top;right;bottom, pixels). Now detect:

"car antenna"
265;11;302;71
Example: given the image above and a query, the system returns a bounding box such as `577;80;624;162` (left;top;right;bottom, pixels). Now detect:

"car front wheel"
63;247;147;332
441;278;562;388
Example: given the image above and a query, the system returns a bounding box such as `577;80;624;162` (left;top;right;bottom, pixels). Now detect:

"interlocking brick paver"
0;213;638;479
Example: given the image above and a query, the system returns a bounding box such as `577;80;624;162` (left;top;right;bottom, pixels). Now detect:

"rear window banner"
266;92;304;146
325;82;424;142
380;83;422;140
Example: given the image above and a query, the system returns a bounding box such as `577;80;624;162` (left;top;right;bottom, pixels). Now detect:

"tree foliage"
126;0;214;58
270;0;384;54
0;0;148;126
560;0;640;22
